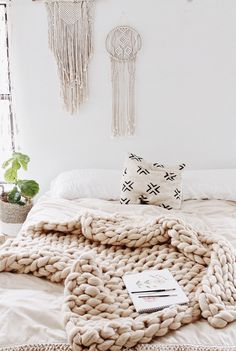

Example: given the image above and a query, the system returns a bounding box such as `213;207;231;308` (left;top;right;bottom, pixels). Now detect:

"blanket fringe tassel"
1;344;236;351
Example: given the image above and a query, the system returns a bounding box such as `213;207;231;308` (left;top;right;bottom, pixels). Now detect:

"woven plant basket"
0;198;33;224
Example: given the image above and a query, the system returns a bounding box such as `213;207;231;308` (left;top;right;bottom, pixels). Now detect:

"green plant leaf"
2;158;13;169
2;152;31;184
2;152;30;172
4;159;21;183
13;152;30;171
7;187;22;204
18;180;39;199
4;167;18;183
12;159;21;171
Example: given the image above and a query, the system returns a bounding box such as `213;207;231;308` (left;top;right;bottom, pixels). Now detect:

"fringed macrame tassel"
106;26;142;137
45;0;95;114
111;59;136;137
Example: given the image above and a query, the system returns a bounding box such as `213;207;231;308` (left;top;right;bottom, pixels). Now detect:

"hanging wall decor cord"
45;0;95;114
106;26;142;137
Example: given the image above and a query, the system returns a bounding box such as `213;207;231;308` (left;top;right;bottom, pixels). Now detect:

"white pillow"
182;169;236;201
50;168;236;202
50;169;121;200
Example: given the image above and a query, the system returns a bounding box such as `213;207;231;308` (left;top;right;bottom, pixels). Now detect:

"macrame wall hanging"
106;26;142;137
45;0;95;114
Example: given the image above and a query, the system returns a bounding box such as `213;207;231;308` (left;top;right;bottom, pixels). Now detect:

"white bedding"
0;196;236;348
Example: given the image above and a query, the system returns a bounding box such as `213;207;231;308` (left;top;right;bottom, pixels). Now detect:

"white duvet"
0;196;236;348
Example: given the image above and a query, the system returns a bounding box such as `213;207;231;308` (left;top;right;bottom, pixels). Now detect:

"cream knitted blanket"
0;210;236;351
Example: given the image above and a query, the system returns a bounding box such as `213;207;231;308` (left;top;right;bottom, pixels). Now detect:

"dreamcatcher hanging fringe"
106;26;142;137
45;0;95;114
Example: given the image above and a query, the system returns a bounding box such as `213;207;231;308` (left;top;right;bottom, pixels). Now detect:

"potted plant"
0;152;39;225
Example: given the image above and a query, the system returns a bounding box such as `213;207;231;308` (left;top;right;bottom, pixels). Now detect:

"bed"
0;193;236;351
1;162;236;351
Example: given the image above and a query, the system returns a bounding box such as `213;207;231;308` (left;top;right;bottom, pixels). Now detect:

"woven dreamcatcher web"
45;0;95;114
106;26;142;137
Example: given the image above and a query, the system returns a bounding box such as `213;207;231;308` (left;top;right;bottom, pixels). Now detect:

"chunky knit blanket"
0;210;236;351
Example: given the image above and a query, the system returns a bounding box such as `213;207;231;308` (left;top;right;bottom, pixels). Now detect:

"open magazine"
123;269;189;313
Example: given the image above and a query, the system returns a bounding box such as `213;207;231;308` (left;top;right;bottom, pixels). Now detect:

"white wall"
9;0;236;193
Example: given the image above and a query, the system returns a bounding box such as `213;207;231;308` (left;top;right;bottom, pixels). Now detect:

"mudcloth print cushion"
120;153;186;210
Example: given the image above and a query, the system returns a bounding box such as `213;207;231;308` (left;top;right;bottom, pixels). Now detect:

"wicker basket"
0;198;33;224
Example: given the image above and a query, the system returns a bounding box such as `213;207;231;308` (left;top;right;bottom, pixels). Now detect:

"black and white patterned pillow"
120;153;186;210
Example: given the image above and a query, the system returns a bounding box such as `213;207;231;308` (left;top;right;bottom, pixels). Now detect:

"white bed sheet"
0;196;236;348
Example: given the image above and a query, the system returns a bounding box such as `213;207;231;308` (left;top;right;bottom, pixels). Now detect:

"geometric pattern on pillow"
120;153;186;210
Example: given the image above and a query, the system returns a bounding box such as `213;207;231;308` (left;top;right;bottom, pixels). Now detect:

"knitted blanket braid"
0;211;236;351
